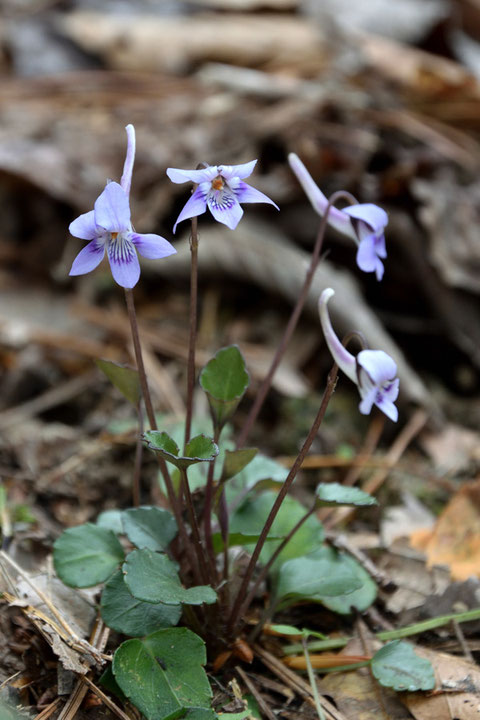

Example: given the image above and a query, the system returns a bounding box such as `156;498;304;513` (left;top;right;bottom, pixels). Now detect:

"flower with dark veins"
166;160;279;232
288;153;388;281
318;288;399;421
69;125;176;289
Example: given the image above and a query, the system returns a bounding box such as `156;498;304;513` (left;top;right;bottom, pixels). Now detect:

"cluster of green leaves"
53;507;216;718
52;345;401;719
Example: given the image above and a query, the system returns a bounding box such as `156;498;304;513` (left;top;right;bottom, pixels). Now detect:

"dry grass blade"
57;618;110;720
254;644;348;720
236;666;276;720
33;697;63;720
80;675;135;720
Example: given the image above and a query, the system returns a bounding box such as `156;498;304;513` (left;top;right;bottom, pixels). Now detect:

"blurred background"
0;0;480;517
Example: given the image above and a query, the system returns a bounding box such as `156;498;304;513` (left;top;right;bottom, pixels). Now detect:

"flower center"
108;231;134;264
211;176;224;191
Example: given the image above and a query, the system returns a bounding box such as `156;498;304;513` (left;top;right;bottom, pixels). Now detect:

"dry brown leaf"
420;423;480;473
403;646;480;720
410;480;480;581
321;639;411;720
376;542;450;614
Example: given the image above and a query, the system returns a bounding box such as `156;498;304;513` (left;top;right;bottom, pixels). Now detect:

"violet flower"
288;153;388;281
69;125;176;289
318;288;399;421
166;161;279;232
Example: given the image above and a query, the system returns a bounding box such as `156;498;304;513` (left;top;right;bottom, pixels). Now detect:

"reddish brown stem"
184;216;199;449
132;401;144;506
236;191;356;449
227;364;338;637
179;467;210;585
124;289;199;581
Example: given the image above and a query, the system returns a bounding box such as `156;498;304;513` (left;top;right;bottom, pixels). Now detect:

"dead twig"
236;666;276;720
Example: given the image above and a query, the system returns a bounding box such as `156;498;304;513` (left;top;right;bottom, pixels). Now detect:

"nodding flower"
166;161;279;232
319;288;399;421
69;125;176;289
289;153;388;281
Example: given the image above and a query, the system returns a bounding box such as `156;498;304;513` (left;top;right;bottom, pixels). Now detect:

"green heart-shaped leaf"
221;448;258;482
101;570;182;636
144;431;218;469
112;628;212;720
54;523;124;588
230;491;323;568
275;548;363;609
123;549;217;606
302;545;377;614
95;358;140;406
200;346;249;428
122;507;177;551
371;641;435;691
97;509;124;534
315;483;377;507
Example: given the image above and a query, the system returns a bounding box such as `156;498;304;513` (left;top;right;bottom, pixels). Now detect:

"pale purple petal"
218;160;257;180
207;189;243;229
130;232;177;259
166;166;218;184
357;350;397;385
356;237;385;281
230;179;279;209
69;210;97;240
288;153;356;240
318;288;357;382
107;238;140;288
358;386;377;416
173;187;208;233
94;182;131;232
120;124;136;198
375;393;399;422
69;238;105;276
343;203;388;233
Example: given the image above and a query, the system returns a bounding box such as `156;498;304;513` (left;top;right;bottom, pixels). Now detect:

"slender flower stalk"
236;190;356;449
319;288;400;421
184;214;199;449
179;467;210;585
289;153;388;281
123;289;199;573
132;401;144;507
245;505;317;642
202;428;221;585
228;363;339;637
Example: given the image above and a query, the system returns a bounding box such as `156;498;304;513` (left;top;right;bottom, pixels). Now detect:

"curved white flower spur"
69;125;176;289
167;160;279;232
289;153;388;281
319;288;399;421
